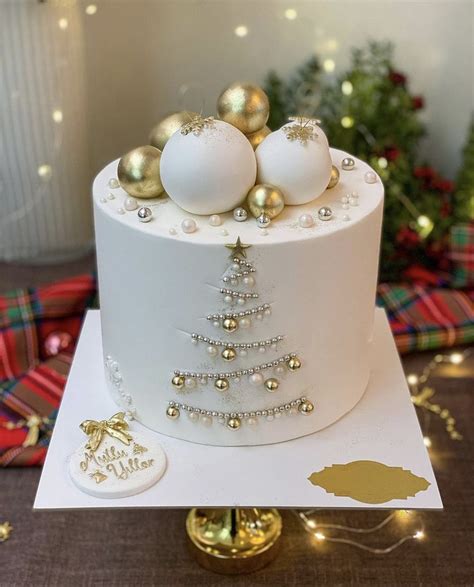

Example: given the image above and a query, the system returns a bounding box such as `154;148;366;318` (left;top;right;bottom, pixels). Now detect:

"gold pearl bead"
227;417;241;430
264;378;279;392
118;145;164;199
247;183;285;220
149;111;198;151
287;357;301;371
246;125;271;150
166;406;180;420
299;401;314;415
171;375;185;389
221;347;237;362
327;165;340;189
215;378;229;392
223;318;238;332
217;82;269;134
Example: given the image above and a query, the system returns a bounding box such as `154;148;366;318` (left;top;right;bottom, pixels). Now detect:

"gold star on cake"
225;237;251;259
89;470;108;484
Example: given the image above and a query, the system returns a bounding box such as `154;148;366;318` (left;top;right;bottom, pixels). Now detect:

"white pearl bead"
271;343;277;350
258;346;266;353
209;214;222;226
256;313;263;321
237;298;246;306
365;171;377;184
124;197;138;211
201;415;212;427
117;207;125;215
264;308;271;316
213;320;220;328
243;276;255;287
108;178;119;189
181;218;197;233
275;411;282;419
185;378;196;388
221;229;228;236
249;372;264;386
247;417;257;426
266;414;274;421
298;213;314;228
274;365;286;376
232;263;240;271
343;214;350;221
234;376;240;383
191;338;198;345
289;407;298;416
100;197;107;203
224;295;233;304
239;317;251;329
107;193;115;200
342;203;350;210
349;197;359;207
207;346;217;356
188;411;199;422
239;349;247;357
341;195;350;204
169;227;177;235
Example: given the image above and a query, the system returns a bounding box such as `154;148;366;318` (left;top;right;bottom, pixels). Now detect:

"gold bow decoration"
80;412;133;452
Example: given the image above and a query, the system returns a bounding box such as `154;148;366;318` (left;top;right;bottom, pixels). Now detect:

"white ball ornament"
160;120;257;215
256;124;332;206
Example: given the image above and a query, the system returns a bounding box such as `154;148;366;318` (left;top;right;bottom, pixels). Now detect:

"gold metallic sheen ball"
264;378;279;392
247;184;285;220
166;406;180;420
215;378;229;392
299;401;314;415
327;165;340;189
172;375;185;389
118;145;164;199
149;111;198;151
246;125;271;150
222;347;237;362
217;82;270;134
287;357;301;371
227;417;241;430
223;318;238;333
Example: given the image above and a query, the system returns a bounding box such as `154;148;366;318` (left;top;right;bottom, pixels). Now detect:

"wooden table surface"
0;258;472;586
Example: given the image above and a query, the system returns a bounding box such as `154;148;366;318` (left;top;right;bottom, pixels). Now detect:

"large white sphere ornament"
160;120;257;215
255;124;332;206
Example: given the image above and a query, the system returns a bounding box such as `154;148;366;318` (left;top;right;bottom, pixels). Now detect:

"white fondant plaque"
69;431;166;499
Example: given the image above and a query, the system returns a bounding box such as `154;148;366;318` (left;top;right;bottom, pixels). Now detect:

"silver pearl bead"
233;207;248;222
341;157;355;171
256;213;271;229
318;206;333;221
137;207;153;223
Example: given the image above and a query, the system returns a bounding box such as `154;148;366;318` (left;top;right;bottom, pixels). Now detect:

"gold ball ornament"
118;145;164;199
166;406;180;420
246;125;271;150
264;378;279;392
327;165;340;189
247;184;285;220
215;378;229;392
287;356;301;371
221;347;237;362
217;82;270;134
172;375;185;389
223;317;238;333
227;417;241;431
299;400;314;416
149;111;198;151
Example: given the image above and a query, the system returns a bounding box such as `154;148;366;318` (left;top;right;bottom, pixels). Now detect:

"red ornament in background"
384;146;400;162
44;331;73;357
388;71;407;86
412;96;424;110
396;227;421;249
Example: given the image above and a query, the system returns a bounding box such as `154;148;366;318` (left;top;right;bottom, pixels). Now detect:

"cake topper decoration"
80;412;133;452
225;236;251;258
283;116;321;144
180;114;215;136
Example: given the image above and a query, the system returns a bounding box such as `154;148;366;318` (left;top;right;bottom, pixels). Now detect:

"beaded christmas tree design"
166;238;314;430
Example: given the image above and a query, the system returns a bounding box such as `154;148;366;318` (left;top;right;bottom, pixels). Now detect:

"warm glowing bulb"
417;215;431;228
38;164;52;180
284;8;298;20
85;4;97;15
423;436;432;448
341;80;353;95
306;519;317;529
450;352;463;365
314;532;326;541
323;59;335;73
341;116;354;129
58;18;68;30
234;25;248;37
52;109;63;123
378;157;388;169
414;530;425;540
407;373;419;386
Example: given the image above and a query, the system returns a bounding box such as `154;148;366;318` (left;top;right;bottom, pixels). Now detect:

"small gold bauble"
227;417;241;430
223;317;238;333
287;357;301;371
215;378;229;392
246;125;271;150
217;82;270;134
149;111;198;151
327;165;340;189
221;347;237;362
264;378;279;392
166;406;180;420
172;375;185;389
118;145;164;199
299;401;314;415
247;184;285;220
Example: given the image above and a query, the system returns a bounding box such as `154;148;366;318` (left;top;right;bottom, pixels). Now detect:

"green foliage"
454;116;474;220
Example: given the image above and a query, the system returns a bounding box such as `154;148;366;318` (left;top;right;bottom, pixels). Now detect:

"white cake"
93;148;383;446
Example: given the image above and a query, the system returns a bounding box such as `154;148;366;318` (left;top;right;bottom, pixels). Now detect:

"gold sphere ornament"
327;165;340;189
217;82;270;134
223;317;238;333
299;400;314;416
227;417;241;431
166;406;180;420
149;111;198;151
221;347;237;362
264;378;279;392
118;145;164;199
172;375;185;389
287;356;301;371
215;378;229;392
246;125;271;150
247;184;285;220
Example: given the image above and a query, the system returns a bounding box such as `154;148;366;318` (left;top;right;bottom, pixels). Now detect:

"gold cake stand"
186;508;282;574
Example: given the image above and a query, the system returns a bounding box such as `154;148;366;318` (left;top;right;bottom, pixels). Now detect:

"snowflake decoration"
284;116;321;144
180;115;215;136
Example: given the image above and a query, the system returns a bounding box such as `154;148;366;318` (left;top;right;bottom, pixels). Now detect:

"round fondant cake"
93;147;383;446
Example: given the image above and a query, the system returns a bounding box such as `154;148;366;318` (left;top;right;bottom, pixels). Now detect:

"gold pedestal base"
186;508;282;574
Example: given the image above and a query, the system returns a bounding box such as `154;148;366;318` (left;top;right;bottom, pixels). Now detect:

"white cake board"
34;309;442;510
